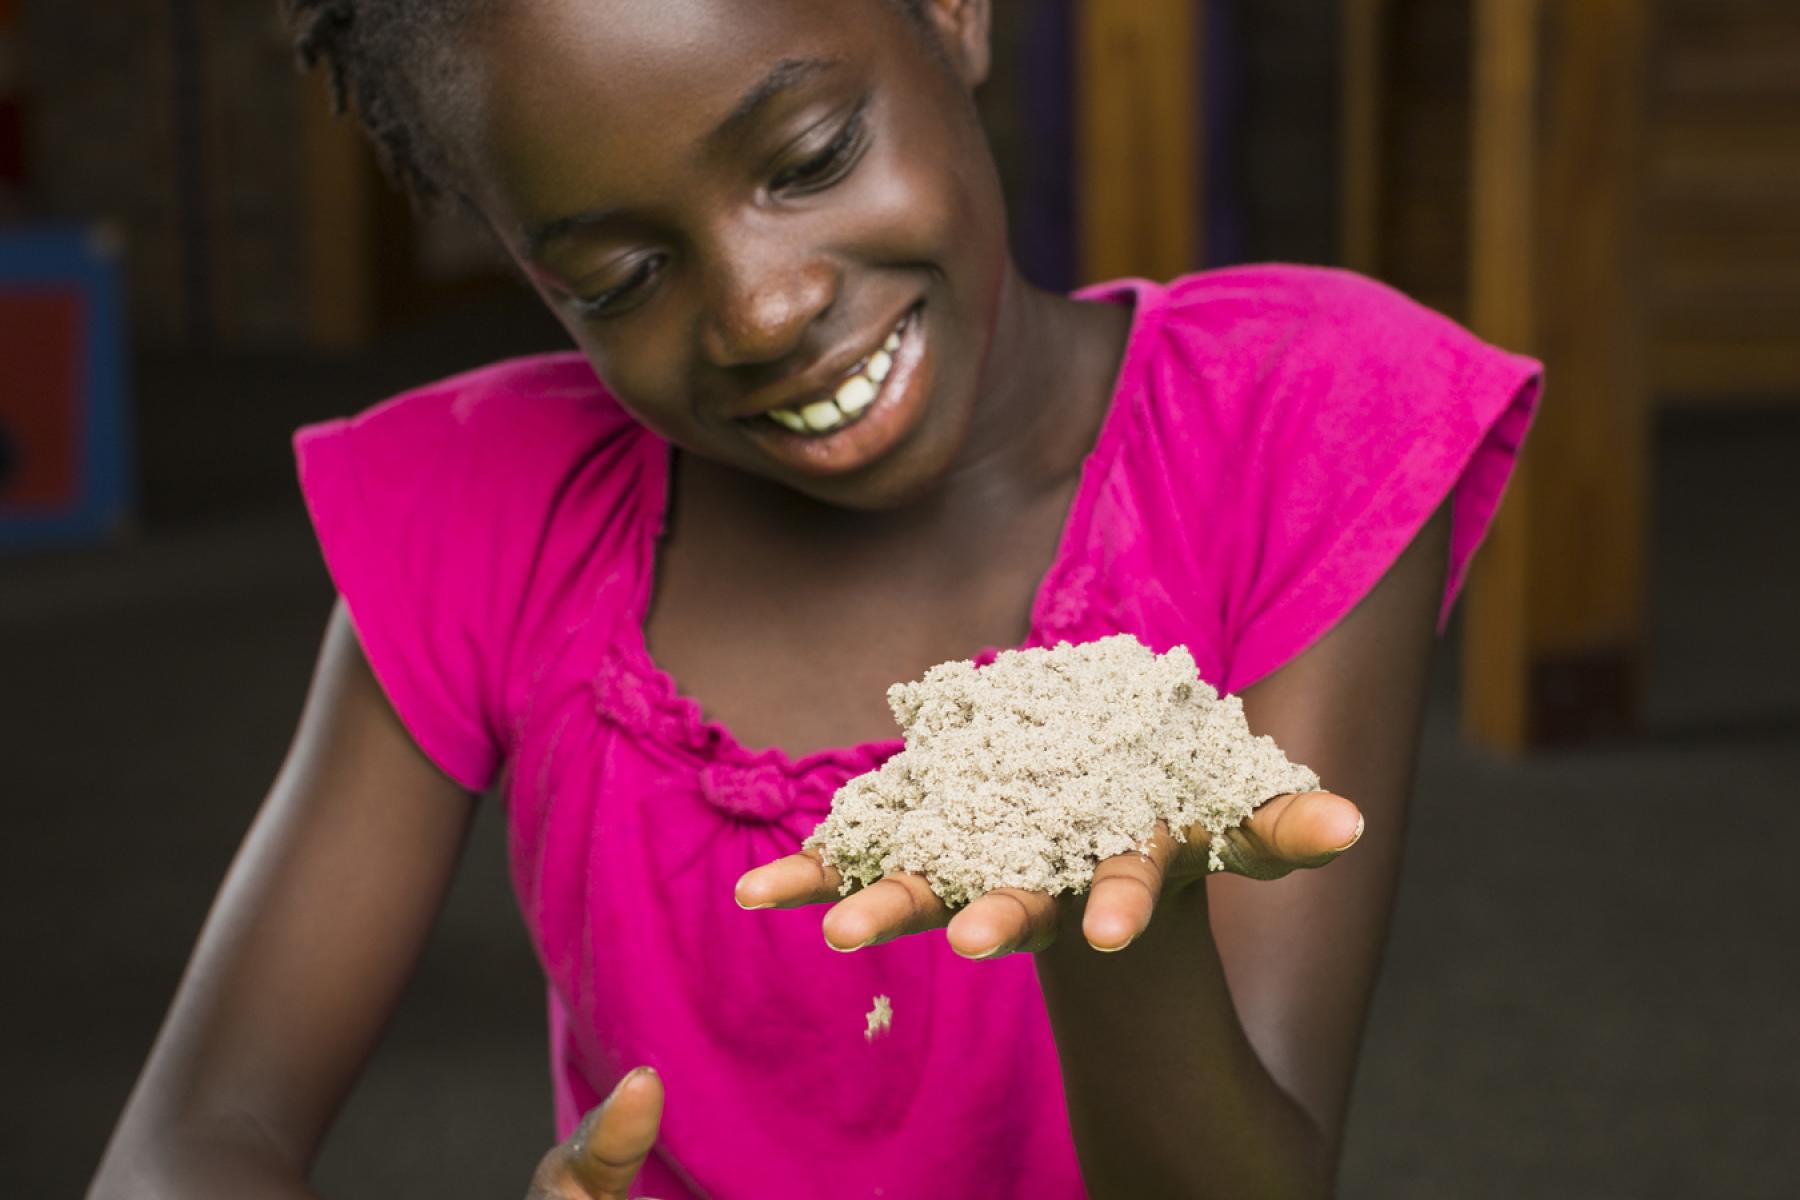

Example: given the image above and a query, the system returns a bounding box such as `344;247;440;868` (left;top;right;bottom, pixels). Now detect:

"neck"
929;263;1127;522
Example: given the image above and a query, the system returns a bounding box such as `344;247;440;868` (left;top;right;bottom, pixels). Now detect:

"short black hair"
285;0;932;209
287;0;478;206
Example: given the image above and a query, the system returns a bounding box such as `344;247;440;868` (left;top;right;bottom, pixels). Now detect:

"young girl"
91;1;1540;1196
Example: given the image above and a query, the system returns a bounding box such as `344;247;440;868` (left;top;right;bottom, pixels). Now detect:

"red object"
0;291;84;508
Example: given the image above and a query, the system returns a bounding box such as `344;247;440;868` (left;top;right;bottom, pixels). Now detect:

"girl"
90;1;1541;1196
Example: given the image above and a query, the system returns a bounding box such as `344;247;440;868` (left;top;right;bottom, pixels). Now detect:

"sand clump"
806;635;1320;907
864;995;893;1041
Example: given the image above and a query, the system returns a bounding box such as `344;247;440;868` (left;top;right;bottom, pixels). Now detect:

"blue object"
0;224;134;551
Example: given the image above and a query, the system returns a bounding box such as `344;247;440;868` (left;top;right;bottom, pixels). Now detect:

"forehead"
464;0;889;217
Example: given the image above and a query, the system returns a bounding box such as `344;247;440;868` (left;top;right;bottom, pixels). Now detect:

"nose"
699;236;840;368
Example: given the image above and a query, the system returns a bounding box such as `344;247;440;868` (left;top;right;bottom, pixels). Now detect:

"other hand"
734;790;1363;958
526;1067;664;1200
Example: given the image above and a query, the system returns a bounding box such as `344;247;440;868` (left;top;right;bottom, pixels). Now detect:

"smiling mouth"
757;307;918;437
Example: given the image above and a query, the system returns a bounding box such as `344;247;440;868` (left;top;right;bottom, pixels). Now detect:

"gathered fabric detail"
589;645;703;752
590;640;902;822
697;758;798;821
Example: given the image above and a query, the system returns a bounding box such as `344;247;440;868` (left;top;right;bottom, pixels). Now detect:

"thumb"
566;1067;664;1199
1210;790;1365;880
1257;789;1364;868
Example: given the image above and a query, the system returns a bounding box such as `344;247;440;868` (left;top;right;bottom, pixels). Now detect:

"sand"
805;635;1321;907
864;995;893;1041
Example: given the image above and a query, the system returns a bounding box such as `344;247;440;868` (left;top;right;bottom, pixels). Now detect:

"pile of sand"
806;635;1320;906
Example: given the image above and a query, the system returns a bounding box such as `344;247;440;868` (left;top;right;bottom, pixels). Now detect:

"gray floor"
4;303;1797;1197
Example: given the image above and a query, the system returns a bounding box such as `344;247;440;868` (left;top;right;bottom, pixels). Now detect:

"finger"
1083;824;1176;951
735;848;846;910
567;1068;664;1200
946;887;1059;959
1217;791;1365;880
820;872;948;951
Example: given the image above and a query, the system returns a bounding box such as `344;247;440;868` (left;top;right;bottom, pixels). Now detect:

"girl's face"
460;0;1010;510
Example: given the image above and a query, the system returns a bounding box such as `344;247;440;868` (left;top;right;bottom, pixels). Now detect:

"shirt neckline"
616;278;1164;775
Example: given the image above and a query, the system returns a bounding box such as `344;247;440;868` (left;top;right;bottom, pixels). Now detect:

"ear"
918;0;992;89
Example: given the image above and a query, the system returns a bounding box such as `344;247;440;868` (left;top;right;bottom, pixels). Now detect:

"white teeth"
801;400;844;431
835;375;877;415
764;312;911;435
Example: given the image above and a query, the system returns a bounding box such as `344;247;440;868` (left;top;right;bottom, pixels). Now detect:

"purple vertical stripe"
1014;0;1077;292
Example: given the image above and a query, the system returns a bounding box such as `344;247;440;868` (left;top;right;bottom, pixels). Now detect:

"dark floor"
4;300;1798;1198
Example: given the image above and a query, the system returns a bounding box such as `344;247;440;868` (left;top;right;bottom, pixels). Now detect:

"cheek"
845;98;1005;279
506;263;684;433
569;327;699;442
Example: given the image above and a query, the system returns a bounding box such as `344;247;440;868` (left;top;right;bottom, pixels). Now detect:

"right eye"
573;254;667;320
770;101;870;197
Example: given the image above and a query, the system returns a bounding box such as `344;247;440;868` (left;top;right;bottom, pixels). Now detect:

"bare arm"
1212;508;1446;1150
88;601;476;1199
1032;503;1449;1196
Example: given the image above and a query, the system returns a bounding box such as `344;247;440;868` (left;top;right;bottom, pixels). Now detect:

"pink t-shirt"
295;265;1541;1198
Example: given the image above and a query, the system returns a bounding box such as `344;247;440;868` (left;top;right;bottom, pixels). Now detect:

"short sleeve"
293;353;651;792
1192;267;1543;693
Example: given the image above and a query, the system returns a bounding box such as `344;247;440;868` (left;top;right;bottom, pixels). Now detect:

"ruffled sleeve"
293;352;652;792
1150;266;1542;693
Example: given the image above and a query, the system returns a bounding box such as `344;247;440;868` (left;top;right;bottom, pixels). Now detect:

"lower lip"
739;306;931;477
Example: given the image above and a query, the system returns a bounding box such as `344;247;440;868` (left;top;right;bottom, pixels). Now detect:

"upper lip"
728;305;914;421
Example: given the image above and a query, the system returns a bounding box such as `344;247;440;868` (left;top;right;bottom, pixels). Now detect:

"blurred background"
4;0;1797;1195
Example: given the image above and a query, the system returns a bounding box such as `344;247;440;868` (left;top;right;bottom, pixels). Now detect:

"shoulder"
1094;262;1540;451
295;351;649;476
1124;263;1509;381
289;353;665;791
1083;265;1542;691
293;350;662;556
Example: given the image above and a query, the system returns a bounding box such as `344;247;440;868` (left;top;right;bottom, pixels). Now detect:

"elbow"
1081;1159;1334;1200
88;1116;315;1200
1076;1111;1338;1200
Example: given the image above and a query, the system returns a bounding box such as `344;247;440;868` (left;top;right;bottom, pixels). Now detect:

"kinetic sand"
864;995;893;1041
806;635;1320;907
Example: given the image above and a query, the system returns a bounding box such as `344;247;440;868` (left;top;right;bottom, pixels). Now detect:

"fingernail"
1091;936;1135;953
961;943;1011;961
1332;814;1366;854
735;893;774;911
828;934;877;953
609;1066;655;1098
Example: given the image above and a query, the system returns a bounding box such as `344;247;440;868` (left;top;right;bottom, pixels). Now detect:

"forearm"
1035;883;1333;1199
90;1117;322;1200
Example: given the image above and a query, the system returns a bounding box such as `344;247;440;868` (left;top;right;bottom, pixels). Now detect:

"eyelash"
771;103;871;195
573;255;665;320
572;102;872;321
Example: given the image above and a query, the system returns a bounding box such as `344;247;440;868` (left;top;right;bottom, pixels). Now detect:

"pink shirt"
295;265;1541;1198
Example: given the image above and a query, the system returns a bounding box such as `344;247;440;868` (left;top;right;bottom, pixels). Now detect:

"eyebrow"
522;55;843;258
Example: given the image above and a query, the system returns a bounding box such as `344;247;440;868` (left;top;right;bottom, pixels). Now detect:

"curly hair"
284;0;933;209
286;0;478;206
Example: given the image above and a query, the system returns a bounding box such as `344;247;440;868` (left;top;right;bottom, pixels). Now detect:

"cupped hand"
526;1067;665;1200
734;791;1364;958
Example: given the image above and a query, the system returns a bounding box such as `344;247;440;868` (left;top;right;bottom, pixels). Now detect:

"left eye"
771;105;869;195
